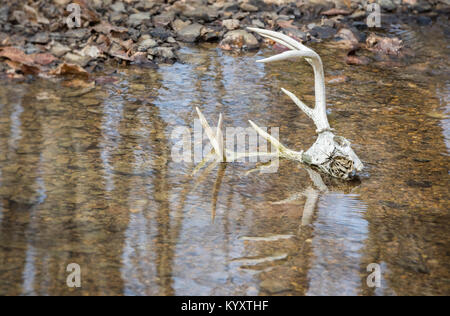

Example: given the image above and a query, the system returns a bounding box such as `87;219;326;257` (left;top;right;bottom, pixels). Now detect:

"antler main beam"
248;27;330;133
193;29;364;180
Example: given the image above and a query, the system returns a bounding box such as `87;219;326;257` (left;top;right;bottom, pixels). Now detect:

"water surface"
0;22;449;296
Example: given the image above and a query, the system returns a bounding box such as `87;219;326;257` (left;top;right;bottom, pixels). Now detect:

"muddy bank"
0;0;449;80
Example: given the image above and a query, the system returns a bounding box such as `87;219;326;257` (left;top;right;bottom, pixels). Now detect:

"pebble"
240;3;259;12
222;19;240;30
0;0;446;75
128;12;151;27
138;39;158;52
63;52;92;67
219;30;259;51
260;279;293;294
380;0;397;11
417;16;432;26
177;23;204;43
252;19;265;28
311;26;337;39
150;27;172;41
29;32;49;44
111;2;125;13
51;42;71;57
148;47;176;60
153;12;175;27
183;6;219;22
172;19;191;32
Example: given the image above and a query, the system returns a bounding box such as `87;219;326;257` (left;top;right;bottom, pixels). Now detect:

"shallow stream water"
0;21;449;295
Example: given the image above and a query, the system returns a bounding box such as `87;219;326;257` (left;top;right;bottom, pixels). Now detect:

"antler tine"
256;50;315;64
248;28;331;133
193;29;363;180
248;120;285;152
196;107;225;162
195;108;279;165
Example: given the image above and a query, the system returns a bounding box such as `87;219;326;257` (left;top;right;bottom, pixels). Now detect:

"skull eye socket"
333;136;347;147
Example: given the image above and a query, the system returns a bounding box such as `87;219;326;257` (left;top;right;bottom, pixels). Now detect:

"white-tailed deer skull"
194;28;364;180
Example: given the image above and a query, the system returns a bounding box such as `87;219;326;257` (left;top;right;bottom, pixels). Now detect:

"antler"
248;27;331;133
194;107;280;164
192;29;364;180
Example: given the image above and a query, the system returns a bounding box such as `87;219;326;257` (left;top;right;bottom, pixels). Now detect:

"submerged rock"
345;50;371;65
311;26;337;39
148;47;176;61
366;33;404;55
334;28;360;49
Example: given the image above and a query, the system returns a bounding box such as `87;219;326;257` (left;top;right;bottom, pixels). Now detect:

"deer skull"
194;28;364;180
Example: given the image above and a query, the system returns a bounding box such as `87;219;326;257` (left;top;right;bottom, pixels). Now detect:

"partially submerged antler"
248;28;364;179
194;28;364;180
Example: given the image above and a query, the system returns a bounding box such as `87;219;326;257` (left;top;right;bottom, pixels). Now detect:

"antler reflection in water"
272;167;328;230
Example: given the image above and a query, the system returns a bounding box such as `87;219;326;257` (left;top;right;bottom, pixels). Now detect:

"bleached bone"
248;28;364;179
194;29;364;180
195;107;279;163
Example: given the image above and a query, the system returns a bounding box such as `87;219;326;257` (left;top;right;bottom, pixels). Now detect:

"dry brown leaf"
4;60;40;75
49;63;89;78
62;78;95;88
0;47;35;65
322;8;351;16
277;20;295;29
93;21;128;35
72;0;100;23
32;53;58;66
23;4;50;24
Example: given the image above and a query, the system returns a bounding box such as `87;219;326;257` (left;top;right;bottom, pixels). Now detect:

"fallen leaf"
4;60;40;75
277;20;295;29
322;8;351;16
273;42;290;52
95;76;119;85
0;47;35;65
109;43;133;61
23;4;50;25
80;45;101;58
32;53;58;66
62;78;95;88
72;0;100;23
49;63;89;78
93;21;128;35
